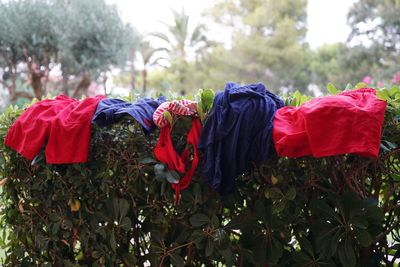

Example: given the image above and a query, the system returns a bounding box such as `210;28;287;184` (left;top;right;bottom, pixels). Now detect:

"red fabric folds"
154;118;201;204
273;88;387;159
4;95;105;164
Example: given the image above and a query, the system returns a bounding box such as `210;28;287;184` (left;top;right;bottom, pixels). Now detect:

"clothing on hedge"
273;88;387;159
92;96;166;133
4;95;105;164
153;99;197;128
154;117;201;204
198;82;284;195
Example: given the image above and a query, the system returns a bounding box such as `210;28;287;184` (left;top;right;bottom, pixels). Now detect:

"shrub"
0;87;399;266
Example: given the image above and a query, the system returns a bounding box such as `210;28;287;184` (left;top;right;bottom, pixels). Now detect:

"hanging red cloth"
273;88;386;159
154;118;201;204
4;95;105;164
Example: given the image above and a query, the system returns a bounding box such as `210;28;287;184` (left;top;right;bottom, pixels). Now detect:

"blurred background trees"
0;0;399;109
0;0;130;106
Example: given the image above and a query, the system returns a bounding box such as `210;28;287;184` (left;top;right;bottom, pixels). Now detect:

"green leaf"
118;198;130;220
196;101;204;121
170;252;185;267
300;95;310;105
255;199;267;223
293;90;302;106
201;89;215;112
120;217;132;231
225;212;254;229
376;89;391;101
338;240;356;267
285;187;296;201
122;252;137;266
205;238;214;257
354;229;372;247
327;83;339;95
298;236;314;257
293;252;312;264
365;206;384;224
190;230;206;248
273;200;287;214
350;216;368;230
326;229;341;257
269;236;283;263
49;213;61;222
265;187;283;199
163;110;173;126
355;82;367;89
189;214;210;227
110;231;116;252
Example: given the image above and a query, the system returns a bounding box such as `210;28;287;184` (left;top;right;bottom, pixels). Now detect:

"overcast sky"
106;0;357;49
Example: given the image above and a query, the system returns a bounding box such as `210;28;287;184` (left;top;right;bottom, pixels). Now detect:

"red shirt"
4;95;105;164
273;88;387;159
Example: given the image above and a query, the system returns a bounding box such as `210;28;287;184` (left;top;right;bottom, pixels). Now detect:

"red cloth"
154;118;201;204
273;88;387;159
4;95;105;164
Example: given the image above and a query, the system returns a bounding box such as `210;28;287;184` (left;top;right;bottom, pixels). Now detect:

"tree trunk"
130;48;136;90
102;74;108;96
7;63;34;101
7;63;16;99
62;73;69;96
72;72;91;98
142;68;147;92
31;70;43;99
42;49;50;96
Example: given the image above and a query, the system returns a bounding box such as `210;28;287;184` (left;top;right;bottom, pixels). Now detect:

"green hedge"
0;87;399;267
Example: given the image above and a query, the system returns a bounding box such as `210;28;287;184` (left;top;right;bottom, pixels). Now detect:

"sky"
106;0;357;49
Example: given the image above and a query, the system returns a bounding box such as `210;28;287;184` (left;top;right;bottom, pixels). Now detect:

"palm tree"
151;9;211;92
137;40;166;92
151;8;210;62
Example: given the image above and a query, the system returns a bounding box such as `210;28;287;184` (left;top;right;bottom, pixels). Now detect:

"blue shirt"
198;82;284;195
92;96;166;133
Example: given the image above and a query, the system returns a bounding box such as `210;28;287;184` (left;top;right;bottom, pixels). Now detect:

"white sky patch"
307;0;357;48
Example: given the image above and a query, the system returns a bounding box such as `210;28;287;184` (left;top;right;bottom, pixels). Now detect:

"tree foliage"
0;87;399;266
207;0;310;91
343;0;400;84
0;0;134;101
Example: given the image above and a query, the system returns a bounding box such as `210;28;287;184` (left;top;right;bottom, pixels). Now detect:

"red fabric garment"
154;118;201;204
4;95;105;164
273;88;387;159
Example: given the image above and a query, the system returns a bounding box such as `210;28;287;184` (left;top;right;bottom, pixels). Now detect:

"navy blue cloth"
198;82;284;195
92;96;166;133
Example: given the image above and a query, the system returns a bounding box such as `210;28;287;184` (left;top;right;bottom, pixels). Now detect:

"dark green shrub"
0;87;399;266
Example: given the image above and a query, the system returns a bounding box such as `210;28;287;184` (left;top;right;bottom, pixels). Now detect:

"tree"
0;0;133;101
137;40;166;92
56;0;128;97
348;0;400;51
151;9;211;92
0;0;59;100
207;0;310;92
152;9;210;61
346;0;400;82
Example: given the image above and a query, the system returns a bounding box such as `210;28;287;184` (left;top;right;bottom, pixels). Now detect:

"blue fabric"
198;82;284;195
92;96;166;133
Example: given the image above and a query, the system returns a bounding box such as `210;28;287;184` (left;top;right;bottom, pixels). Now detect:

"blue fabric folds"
92;96;166;133
198;82;284;195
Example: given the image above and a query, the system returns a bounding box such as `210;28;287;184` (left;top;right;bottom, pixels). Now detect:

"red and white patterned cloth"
153;99;197;127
